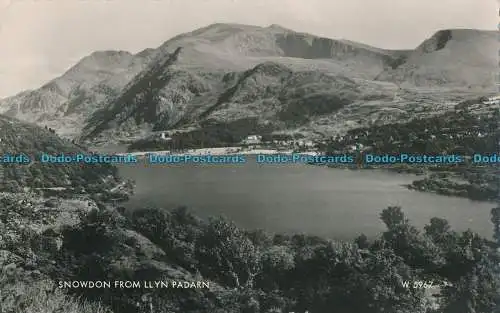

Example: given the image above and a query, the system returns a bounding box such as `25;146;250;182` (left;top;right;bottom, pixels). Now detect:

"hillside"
0;24;496;144
0;115;132;201
0;169;497;313
321;100;500;202
23;204;500;313
80;57;396;143
0;115;134;312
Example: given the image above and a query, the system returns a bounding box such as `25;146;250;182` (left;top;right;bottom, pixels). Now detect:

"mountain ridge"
375;29;497;88
0;24;495;143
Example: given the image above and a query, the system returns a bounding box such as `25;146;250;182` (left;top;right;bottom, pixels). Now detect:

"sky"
0;0;497;98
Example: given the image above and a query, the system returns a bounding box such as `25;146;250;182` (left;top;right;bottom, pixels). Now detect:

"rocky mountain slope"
376;29;498;89
78;23;413;142
0;50;156;138
0;24;496;144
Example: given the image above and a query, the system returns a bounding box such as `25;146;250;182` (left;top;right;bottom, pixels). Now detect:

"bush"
0;263;112;313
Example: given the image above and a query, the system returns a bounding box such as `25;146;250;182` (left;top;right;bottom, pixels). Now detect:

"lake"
117;156;496;240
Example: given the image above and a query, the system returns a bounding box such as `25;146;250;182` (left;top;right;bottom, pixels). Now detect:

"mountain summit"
0;49;155;138
376;29;497;88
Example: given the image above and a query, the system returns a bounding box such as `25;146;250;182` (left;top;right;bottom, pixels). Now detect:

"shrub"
0;263;112;313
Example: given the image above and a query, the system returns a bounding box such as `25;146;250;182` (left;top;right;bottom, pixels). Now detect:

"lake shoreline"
116;147;320;157
117;160;495;239
108;145;497;203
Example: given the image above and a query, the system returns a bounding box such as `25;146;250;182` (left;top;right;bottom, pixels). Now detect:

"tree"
424;217;453;247
290;241;426;313
439;226;500;313
491;207;500;313
195;217;261;288
380;206;408;229
381;207;443;269
354;234;370;249
491;207;500;243
257;245;295;291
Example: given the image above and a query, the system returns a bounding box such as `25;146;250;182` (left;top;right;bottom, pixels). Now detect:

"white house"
295;140;315;148
348;143;364;152
243;135;262;145
159;132;172;141
483;95;500;105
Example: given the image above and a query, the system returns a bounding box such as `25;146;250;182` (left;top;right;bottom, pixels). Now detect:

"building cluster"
241;134;316;150
456;96;500;115
482;95;500;105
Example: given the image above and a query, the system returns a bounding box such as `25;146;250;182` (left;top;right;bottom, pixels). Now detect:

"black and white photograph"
0;0;498;312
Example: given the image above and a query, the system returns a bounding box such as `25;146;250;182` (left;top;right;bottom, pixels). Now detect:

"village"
149;131;324;154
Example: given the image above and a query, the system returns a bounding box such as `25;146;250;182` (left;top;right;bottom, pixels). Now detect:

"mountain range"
0;23;496;144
